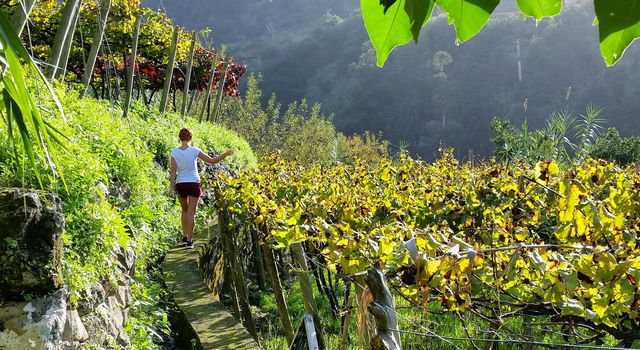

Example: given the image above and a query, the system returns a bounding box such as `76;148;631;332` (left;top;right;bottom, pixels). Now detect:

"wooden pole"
105;59;111;100
365;268;401;350
122;15;141;119
81;0;110;98
522;316;533;350
10;0;36;37
210;54;228;122
291;242;325;349
198;53;216;122
47;0;82;79
261;241;295;344
250;226;266;291
218;209;241;319
230;226;260;343
180;31;197;116
159;27;179;114
339;285;354;350
186;87;197;114
56;1;82;80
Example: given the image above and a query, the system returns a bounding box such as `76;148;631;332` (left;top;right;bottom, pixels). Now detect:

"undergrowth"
0;83;256;349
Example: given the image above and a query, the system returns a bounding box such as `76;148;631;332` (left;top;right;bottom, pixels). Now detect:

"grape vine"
211;153;640;345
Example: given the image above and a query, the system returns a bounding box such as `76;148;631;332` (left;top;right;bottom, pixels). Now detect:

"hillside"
148;0;640;160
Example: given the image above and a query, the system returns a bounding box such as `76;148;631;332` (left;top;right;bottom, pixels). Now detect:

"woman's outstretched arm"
198;149;234;165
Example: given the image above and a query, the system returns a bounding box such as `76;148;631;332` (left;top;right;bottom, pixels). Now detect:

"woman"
169;127;233;248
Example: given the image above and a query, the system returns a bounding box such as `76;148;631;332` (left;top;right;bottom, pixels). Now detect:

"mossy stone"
0;188;64;302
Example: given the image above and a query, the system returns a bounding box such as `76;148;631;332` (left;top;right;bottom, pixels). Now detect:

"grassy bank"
0;84;256;348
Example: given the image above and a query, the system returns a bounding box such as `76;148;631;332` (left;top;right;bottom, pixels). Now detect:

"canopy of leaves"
362;0;640;66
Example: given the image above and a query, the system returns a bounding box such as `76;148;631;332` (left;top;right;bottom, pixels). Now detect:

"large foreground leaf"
437;0;500;43
517;0;562;20
0;11;67;190
405;0;436;41
362;0;435;66
595;0;640;66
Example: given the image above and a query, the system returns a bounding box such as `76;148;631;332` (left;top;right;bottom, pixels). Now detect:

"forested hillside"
148;0;640;160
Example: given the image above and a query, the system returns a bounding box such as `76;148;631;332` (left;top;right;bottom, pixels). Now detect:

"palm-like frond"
0;10;67;191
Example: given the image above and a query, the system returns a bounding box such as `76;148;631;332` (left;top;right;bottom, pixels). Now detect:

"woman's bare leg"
178;196;189;238
186;196;198;241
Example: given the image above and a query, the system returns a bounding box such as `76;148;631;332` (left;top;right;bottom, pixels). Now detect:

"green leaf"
517;0;562;20
405;0;436;41
437;0;500;43
362;0;435;67
381;0;398;13
595;0;640;66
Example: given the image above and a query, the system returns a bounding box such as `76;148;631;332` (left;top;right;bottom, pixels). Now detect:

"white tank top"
171;146;201;183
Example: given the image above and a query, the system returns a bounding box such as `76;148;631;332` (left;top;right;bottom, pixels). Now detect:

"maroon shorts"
175;182;203;198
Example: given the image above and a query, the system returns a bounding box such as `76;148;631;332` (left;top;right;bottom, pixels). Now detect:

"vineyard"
210;153;640;348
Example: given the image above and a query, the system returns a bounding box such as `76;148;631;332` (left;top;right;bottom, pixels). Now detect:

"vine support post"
198;53;216;122
159;26;179;114
47;0;82;79
180;31;197;116
105;59;111;100
122;15;141;119
218;208;241;319
231;226;260;343
11;0;36;36
483;313;500;350
291;242;326;349
365;267;401;350
210;54;229;123
339;286;354;350
249;226;266;291
523;316;533;350
260;240;295;345
56;0;82;79
81;0;110;98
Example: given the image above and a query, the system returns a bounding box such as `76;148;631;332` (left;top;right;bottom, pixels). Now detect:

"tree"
362;0;640;66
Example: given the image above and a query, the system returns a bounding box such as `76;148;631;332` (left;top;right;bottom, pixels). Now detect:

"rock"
81;295;130;349
62;309;88;343
76;283;106;317
115;245;136;279
0;289;68;350
115;285;131;308
0;188;64;302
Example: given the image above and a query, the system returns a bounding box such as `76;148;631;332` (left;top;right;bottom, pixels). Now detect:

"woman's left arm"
198;149;234;165
169;157;177;197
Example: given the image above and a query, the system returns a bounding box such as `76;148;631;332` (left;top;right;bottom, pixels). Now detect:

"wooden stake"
339;287;354;350
261;242;295;344
47;0;82;79
56;1;81;79
250;226;266;291
210;54;228;122
159;27;179;114
230;226;260;343
122;15;141;119
10;0;36;37
180;31;197;116
81;0;110;97
291;242;325;349
199;52;216;122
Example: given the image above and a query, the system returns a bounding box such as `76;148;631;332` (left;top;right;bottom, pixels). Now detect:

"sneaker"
187;240;196;249
181;236;188;246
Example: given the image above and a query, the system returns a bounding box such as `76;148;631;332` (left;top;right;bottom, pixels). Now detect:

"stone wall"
0;189;137;350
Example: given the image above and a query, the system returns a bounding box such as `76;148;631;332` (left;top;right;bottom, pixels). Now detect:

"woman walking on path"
169;127;233;248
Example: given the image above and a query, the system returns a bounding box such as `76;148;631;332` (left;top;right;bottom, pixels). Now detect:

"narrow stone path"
163;230;260;350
